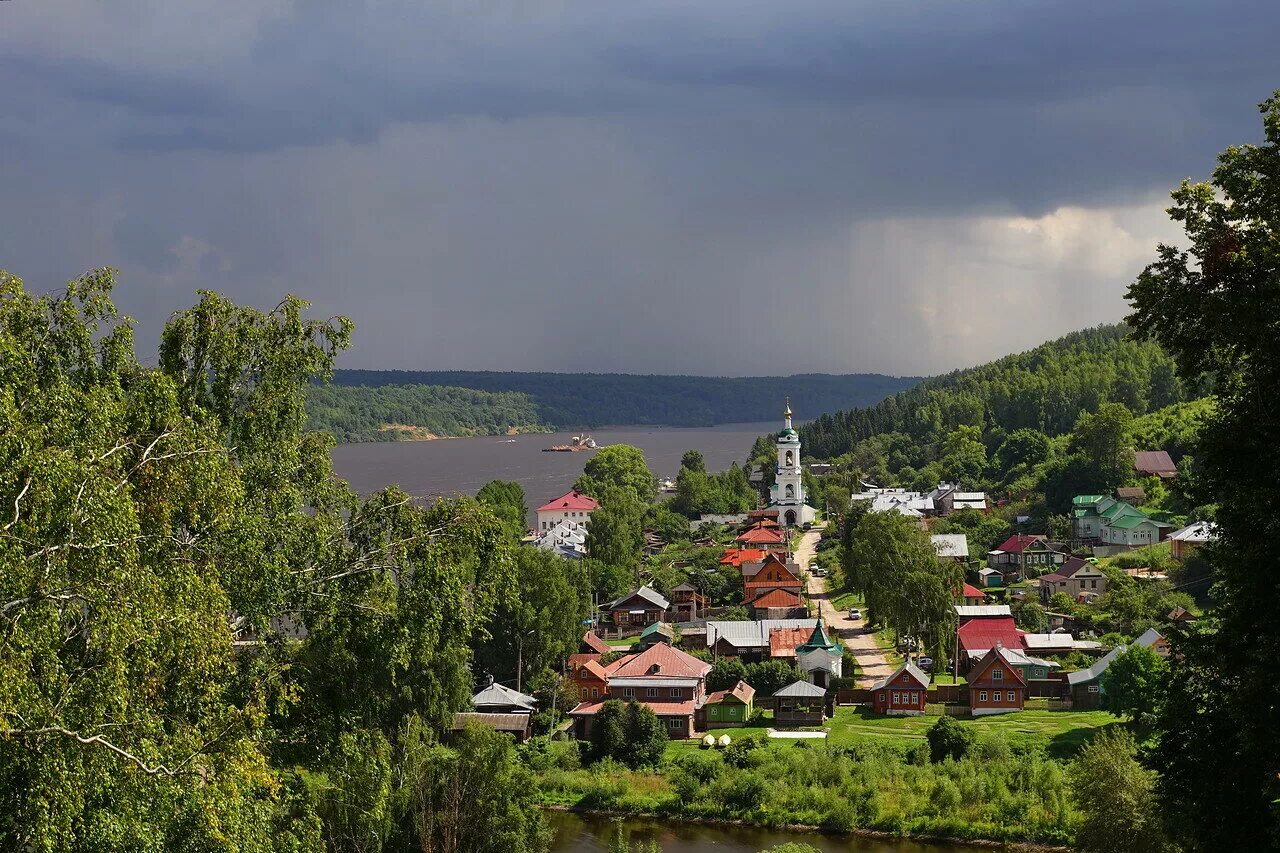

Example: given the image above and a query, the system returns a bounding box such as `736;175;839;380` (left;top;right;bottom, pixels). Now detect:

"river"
330;422;773;519
546;811;978;852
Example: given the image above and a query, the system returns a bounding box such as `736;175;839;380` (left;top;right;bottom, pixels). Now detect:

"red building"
968;646;1027;715
566;654;612;703
742;553;803;601
736;524;787;548
870;662;930;715
747;587;806;619
567;643;712;739
956;614;1024;672
958;583;986;606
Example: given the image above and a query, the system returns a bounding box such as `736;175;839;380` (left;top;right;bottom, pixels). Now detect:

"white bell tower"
769;398;816;526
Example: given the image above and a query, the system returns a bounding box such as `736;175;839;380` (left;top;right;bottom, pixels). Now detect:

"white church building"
769;400;818;527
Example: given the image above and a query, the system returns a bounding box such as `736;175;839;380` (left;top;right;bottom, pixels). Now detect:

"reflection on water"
331;423;774;521
547;811;979;853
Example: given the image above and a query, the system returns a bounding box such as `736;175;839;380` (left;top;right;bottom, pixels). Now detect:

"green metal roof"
796;618;839;653
1073;495;1107;505
1108;514;1167;530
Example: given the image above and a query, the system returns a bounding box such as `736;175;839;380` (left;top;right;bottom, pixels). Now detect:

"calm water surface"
330;423;773;518
547;811;978;853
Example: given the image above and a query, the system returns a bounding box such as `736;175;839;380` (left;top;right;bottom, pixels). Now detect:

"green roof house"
795;618;843;689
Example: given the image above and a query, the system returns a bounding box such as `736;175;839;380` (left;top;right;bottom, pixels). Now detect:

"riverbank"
543;805;1070;853
526;717;1086;849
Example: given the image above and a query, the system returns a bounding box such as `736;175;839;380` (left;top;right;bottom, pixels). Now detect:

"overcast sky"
3;2;1277;376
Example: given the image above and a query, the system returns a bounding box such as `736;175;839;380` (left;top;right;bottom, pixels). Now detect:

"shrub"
927;716;974;763
723;734;762;768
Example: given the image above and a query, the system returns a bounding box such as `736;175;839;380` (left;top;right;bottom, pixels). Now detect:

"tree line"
327;369;918;429
305;382;548;442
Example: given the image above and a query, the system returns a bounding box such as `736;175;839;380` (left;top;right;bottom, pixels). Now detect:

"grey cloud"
0;1;1277;377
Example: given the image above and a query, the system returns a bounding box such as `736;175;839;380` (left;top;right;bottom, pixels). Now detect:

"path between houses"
796;526;895;686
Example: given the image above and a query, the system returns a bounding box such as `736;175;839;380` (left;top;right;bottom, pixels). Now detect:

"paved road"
796;527;894;685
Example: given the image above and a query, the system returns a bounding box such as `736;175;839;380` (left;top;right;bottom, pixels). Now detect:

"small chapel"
768;399;818;527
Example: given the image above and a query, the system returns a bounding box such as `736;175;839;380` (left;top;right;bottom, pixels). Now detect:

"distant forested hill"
306;384;548;443
323;370;919;430
793;325;1204;460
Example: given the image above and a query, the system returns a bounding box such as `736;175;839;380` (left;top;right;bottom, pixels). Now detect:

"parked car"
847;608;862;621
918;656;934;671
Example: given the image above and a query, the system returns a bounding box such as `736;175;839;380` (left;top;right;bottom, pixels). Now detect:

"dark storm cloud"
1;1;1278;376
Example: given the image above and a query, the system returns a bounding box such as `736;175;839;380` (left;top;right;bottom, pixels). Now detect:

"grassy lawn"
931;673;967;686
605;637;636;648
667;706;1115;761
829;590;863;611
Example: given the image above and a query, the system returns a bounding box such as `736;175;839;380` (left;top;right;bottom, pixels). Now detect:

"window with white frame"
646;687;658;698
979;691;988;702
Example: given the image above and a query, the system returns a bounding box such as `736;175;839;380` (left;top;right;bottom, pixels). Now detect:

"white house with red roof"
536;489;599;532
567;642;712;739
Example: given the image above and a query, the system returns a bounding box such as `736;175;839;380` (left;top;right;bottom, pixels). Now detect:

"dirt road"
795;527;894;685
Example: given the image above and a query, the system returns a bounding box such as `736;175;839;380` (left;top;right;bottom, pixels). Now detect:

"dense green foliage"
475;479;528;540
329;370;919;429
536;734;1077;844
0;273;546;851
839;511;961;665
1068;729;1171;853
306;382;548;442
473;547;591;693
575;444;657;503
926;717;974;763
796;324;1196;461
587;701;668;768
668;453;756;518
1127;93;1280;849
1100;645;1168;727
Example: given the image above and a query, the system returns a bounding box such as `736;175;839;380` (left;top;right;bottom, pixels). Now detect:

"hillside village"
455;400;1207;751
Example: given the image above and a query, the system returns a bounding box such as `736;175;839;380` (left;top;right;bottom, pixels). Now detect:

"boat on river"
544;435;598;452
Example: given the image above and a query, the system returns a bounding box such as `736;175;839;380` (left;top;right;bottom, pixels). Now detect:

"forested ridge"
797;325;1201;460
325;369;919;429
305;383;549;442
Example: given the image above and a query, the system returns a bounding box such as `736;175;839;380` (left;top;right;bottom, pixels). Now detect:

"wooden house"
668;581;707;622
566;654;610;703
702;680;755;728
870;662;930;715
986;534;1066;579
450;712;531;743
742;553;803;602
567;643;711;739
747;587;806;619
605;585;671;628
967;647;1027;715
772;680;828;726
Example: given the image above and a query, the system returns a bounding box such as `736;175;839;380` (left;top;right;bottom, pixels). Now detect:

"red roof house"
768;626;813;659
720;548;768;567
958;583;986;606
536;490;600;532
581;631;610;655
743;553;803;599
567;643;711;740
736;525;787;546
747;588;806;618
957;616;1024;662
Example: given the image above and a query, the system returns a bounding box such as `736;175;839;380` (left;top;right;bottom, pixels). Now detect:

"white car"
847;608;862;620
